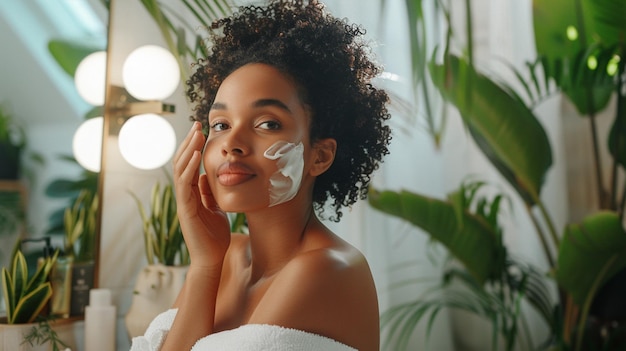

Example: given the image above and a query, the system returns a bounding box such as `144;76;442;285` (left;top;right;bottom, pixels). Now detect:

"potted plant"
125;179;190;338
0;245;70;351
368;0;626;350
63;189;99;264
58;189;98;318
0;103;25;181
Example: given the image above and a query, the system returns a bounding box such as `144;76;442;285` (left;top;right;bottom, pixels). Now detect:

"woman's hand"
173;122;231;269
162;122;230;351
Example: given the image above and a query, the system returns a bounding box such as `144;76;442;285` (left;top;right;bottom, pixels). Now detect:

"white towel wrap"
130;308;358;351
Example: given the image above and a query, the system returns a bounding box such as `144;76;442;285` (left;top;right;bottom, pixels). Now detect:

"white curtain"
322;0;567;350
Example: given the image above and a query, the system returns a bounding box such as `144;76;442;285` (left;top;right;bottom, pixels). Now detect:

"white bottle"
85;288;117;351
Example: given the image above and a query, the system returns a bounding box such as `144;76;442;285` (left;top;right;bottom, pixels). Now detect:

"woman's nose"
221;128;249;156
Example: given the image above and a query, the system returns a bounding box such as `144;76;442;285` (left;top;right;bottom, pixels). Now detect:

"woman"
131;1;391;350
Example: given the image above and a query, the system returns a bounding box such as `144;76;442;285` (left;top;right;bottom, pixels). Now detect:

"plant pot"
0;142;21;180
0;321;49;351
125;264;188;338
0;317;77;351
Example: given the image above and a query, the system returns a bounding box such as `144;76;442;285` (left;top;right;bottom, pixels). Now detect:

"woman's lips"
216;162;256;186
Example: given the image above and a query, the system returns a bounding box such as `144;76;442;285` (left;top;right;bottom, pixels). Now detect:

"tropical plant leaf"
1;267;15;322
429;55;553;206
45;179;85;198
380;262;540;351
47;39;103;77
1;248;57;324
555;211;626;306
380;0;447;145
533;0;590;60
608;91;626;169
25;250;59;293
583;0;626;47
129;190;155;264
368;188;503;284
10;283;53;324
139;0;233;82
230;212;247;233
11;251;28;307
85;106;104;119
130;180;188;266
532;0;616;116
520;266;554;326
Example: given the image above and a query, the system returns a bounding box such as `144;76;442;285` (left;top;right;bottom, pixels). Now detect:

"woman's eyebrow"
253;99;291;113
210;99;292;112
210;102;227;110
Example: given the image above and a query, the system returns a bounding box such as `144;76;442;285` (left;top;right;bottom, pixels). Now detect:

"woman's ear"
309;138;337;176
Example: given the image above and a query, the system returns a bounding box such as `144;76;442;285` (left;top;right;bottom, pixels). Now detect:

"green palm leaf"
430;55;553;206
583;0;626;47
47;39;103;77
368;188;502;284
532;0;616;115
556;211;626;306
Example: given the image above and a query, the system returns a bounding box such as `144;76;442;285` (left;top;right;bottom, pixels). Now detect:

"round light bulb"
75;51;107;106
122;45;180;101
73;117;104;172
118;114;176;170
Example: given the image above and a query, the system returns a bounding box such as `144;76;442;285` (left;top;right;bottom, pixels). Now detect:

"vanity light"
115;44;179;170
72;44;179;171
75;51;107;106
118;113;177;170
73;117;104;172
122;45;180;101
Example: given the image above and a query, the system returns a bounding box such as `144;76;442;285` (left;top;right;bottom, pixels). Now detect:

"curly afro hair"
186;0;391;222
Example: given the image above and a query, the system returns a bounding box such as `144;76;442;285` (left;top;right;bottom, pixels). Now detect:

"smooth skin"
165;63;379;351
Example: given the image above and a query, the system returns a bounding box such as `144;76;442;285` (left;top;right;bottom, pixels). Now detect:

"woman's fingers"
174;123;204;177
198;173;217;210
174;121;201;163
174;129;205;184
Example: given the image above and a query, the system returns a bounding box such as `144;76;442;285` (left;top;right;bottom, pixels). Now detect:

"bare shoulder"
251;238;380;351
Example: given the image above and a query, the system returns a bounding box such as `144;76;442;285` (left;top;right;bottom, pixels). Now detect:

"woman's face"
203;63;312;212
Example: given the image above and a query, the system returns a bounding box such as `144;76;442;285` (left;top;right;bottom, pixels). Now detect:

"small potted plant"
0;244;70;351
125;179;189;338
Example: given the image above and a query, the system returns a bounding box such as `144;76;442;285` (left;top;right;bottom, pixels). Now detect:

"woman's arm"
161;265;223;350
161;122;231;350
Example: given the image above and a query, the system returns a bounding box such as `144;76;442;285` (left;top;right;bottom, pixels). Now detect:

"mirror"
96;0;192;291
0;0;108;319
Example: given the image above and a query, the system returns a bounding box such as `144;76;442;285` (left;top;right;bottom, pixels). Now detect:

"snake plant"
130;180;189;266
1;249;59;324
63;188;98;263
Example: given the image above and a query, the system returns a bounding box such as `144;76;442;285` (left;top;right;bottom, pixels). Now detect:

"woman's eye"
258;120;281;130
210;122;229;131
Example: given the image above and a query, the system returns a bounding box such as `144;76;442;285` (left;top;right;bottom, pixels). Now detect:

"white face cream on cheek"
263;141;305;207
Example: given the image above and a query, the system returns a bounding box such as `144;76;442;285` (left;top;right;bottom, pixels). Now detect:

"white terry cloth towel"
130;308;358;351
